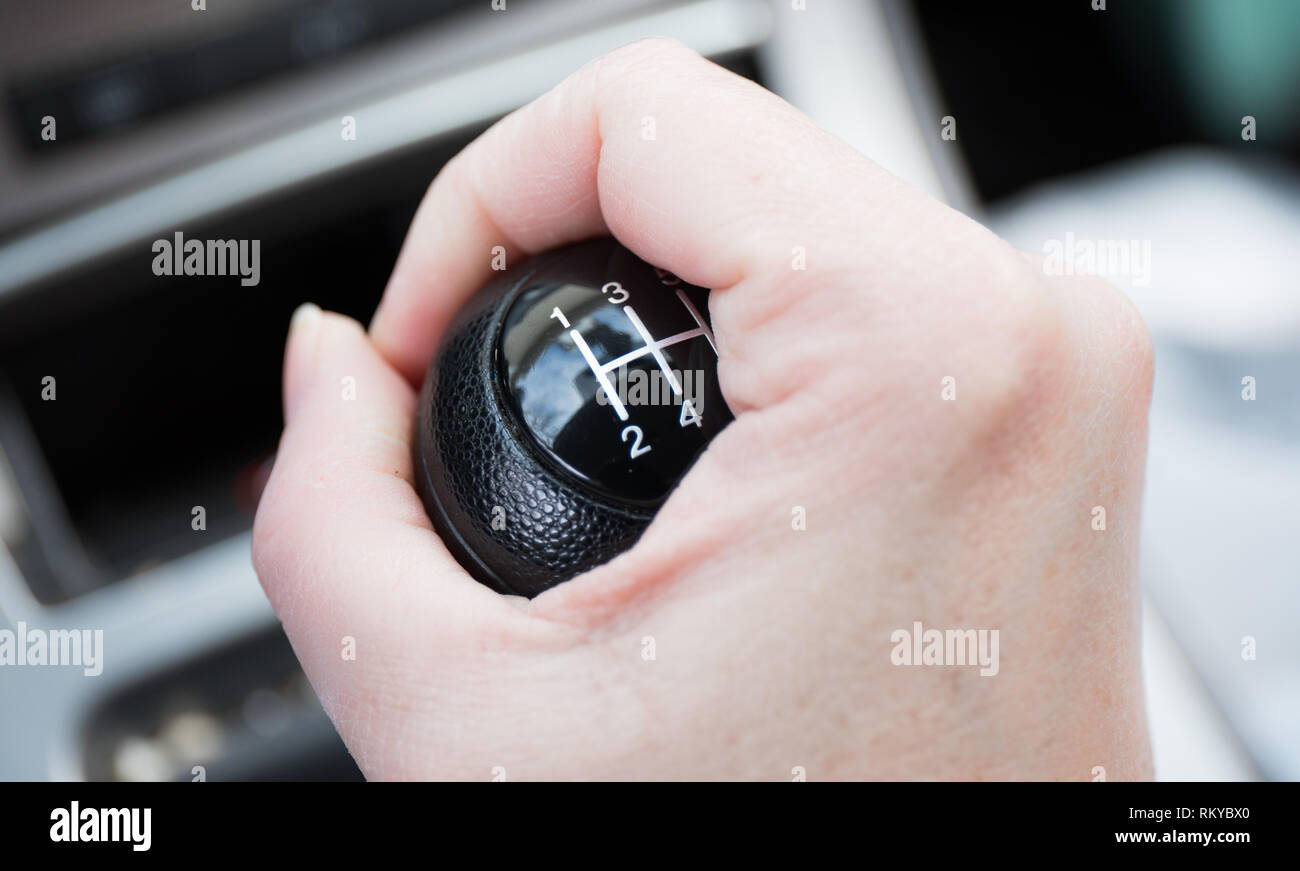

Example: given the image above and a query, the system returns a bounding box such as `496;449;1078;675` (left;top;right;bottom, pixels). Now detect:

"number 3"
602;282;629;304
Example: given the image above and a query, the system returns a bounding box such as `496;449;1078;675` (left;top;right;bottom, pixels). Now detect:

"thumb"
253;305;521;731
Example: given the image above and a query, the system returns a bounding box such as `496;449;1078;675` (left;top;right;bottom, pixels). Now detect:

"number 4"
679;400;702;428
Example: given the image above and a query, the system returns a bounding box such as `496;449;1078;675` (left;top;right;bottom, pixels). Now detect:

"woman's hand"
252;38;1154;780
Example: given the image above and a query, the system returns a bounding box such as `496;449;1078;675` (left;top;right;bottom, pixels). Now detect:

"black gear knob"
414;237;733;597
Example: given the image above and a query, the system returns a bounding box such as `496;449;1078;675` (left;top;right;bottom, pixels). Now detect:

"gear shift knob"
414;237;732;597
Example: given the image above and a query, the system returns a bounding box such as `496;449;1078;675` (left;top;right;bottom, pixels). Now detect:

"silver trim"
0;0;773;297
756;0;948;203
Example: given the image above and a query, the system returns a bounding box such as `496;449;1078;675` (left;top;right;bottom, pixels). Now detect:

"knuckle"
922;245;1074;441
250;478;294;584
584;36;706;98
962;243;1157;411
979;296;1071;431
1097;282;1155;399
1053;274;1156;412
949;242;1070;384
599;36;698;69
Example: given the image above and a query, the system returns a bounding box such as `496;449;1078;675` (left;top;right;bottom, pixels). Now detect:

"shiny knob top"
497;239;730;505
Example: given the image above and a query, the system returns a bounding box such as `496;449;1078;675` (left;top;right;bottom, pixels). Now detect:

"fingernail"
290;301;323;336
284;302;324;421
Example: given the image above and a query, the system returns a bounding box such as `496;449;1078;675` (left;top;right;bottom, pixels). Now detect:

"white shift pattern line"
600;327;705;373
675;289;717;354
570;289;719;424
570;328;628;421
621;305;682;395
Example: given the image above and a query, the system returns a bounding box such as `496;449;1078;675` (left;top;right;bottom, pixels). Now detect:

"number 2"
621;425;651;458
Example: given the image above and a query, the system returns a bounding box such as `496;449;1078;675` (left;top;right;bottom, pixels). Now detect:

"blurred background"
0;0;1294;781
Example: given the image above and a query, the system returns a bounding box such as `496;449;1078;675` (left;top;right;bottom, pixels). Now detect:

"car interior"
0;0;1295;781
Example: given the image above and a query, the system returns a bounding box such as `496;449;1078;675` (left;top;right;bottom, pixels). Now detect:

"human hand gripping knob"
251;39;1155;781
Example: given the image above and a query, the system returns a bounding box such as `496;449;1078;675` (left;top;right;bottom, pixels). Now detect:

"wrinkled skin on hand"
252;39;1155;781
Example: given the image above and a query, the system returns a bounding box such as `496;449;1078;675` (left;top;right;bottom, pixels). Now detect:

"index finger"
368;36;904;385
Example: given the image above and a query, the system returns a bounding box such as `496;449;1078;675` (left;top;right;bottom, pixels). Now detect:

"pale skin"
252;39;1155;780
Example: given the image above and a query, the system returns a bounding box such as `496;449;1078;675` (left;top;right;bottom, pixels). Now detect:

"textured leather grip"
414;256;654;598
